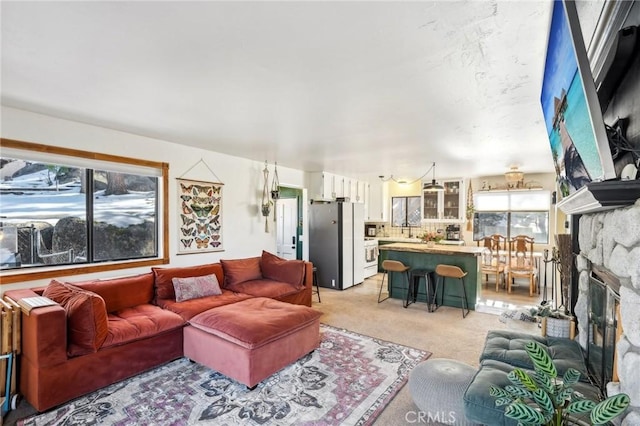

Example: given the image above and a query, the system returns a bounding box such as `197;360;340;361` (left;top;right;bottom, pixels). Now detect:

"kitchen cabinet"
308;172;338;200
355;181;366;204
422;179;465;222
366;180;388;222
308;172;365;203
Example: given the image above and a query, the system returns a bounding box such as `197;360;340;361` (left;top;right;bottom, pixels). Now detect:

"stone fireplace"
574;200;640;424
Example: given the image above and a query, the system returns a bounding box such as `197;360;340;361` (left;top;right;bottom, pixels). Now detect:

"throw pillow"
152;263;223;301
220;257;262;288
172;273;222;302
260;250;306;289
43;280;109;357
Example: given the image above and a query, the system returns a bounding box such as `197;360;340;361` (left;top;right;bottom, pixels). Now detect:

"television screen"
540;0;616;198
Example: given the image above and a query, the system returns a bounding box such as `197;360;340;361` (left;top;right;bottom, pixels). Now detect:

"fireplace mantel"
557;179;640;215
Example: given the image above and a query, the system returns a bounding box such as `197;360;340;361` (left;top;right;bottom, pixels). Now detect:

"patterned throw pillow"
172;273;222;302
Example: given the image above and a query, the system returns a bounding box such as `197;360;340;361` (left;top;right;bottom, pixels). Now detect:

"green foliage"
492;341;630;425
505;403;546;425
508;369;538;391
590;394;630;425
527;341;557;378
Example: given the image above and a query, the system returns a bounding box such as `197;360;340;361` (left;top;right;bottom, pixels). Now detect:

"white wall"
0;106;308;292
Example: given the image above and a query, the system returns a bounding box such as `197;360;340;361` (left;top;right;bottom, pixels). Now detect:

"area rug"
19;324;430;426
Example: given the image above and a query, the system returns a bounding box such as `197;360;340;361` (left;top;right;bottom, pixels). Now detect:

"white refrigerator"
309;201;365;290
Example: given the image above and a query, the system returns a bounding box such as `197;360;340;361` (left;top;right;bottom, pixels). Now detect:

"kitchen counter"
378;243;482;311
378;243;483;256
372;237;466;246
372;237;423;243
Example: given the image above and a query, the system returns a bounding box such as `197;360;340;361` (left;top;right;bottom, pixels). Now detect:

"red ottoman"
183;297;322;388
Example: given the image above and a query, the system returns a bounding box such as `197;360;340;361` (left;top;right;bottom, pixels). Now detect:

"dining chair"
507;235;537;296
477;234;506;292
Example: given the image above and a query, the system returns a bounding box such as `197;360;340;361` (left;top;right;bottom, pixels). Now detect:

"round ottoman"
408;358;480;425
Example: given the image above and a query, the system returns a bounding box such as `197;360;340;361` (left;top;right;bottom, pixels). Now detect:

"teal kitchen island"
378;243;484;311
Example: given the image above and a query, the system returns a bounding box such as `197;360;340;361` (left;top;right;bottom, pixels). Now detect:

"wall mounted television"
540;0;617;199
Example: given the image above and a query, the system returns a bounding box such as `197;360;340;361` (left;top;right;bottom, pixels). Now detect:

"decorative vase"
542;317;575;339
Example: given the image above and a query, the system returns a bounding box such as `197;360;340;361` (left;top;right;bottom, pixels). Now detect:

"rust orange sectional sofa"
4;251;314;412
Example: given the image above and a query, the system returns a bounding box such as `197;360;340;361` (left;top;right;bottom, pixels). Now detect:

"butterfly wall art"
177;178;224;254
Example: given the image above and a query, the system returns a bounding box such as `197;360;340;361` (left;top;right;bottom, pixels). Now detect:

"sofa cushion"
172;273;222;302
101;304;185;348
463;359;601;426
189;297;322;349
67;272;155;312
152;263;223;301
225;278;302;299
480;330;590;381
220;257;262;288
260;250;306;290
157;290;254;321
43;280;109;357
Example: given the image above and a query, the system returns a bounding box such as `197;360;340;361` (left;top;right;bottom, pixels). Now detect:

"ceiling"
1;1;557;181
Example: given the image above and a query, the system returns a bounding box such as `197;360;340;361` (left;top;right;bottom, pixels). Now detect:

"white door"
276;198;298;260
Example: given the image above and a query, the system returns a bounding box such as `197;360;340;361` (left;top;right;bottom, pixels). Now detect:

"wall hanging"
261;162;271;232
270;162;280;223
177;159;224;254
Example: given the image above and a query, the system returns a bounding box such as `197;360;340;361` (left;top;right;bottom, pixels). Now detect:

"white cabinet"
355;181;366;203
422;179;465;222
308;172;366;203
309;172;338;200
366;180;388;222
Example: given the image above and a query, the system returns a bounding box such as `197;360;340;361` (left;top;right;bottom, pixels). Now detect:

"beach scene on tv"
540;0;605;197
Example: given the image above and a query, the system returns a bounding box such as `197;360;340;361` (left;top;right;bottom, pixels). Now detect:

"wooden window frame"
0;138;169;285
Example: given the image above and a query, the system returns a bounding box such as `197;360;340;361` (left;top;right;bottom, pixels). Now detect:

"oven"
364;239;379;278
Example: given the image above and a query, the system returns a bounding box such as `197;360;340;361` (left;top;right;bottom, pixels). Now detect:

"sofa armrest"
5;289;68;367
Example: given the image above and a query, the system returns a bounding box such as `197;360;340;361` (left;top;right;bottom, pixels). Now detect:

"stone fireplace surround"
574;200;640;424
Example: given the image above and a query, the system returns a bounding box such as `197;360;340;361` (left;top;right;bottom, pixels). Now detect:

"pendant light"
422;162;444;192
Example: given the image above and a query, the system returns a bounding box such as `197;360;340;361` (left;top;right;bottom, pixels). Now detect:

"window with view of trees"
0;139;168;284
472;190;550;244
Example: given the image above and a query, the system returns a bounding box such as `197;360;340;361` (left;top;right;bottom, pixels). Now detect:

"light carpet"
19;324;430;426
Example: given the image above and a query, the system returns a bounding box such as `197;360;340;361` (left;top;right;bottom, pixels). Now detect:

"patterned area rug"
19;324;430;425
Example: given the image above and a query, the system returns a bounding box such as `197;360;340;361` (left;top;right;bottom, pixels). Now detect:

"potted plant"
418;231;443;247
490;341;629;426
529;301;575;339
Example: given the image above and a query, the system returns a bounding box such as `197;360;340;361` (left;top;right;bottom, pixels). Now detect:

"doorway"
275;187;303;260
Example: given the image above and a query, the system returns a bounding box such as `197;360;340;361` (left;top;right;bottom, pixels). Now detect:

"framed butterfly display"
177;178;224;254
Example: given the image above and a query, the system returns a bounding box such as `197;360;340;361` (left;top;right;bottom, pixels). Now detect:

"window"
391;196;421;227
473;191;550;243
0;139;169;284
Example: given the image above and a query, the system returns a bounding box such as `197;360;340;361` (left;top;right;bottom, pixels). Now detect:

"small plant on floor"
490;341;629;426
529;300;569;320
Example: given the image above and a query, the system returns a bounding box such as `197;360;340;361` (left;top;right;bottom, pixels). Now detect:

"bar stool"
434;264;470;318
312;267;321;303
378;260;411;306
406;268;436;311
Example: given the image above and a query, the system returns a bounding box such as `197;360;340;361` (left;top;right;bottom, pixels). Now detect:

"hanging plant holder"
466;181;474;231
271;162;280;222
261;162;271;233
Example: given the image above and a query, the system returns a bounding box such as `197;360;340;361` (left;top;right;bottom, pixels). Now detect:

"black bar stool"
378;260;410;306
406;268;435;311
312;267;321;303
434;264;470;318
